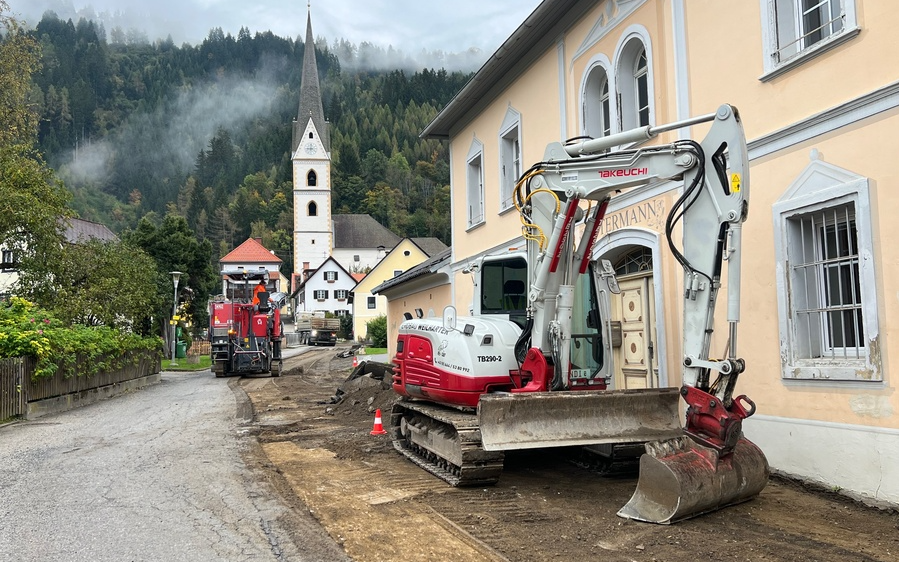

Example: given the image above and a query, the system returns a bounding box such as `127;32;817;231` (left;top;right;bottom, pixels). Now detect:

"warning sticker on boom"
730;173;742;192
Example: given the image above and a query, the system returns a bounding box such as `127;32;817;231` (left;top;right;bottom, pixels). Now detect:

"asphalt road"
0;371;347;562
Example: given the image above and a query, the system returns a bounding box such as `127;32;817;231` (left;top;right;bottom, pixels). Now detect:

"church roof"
332;214;401;250
220;238;282;264
294;9;329;154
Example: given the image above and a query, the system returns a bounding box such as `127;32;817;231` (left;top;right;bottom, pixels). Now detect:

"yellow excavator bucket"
478;388;683;451
617;434;769;524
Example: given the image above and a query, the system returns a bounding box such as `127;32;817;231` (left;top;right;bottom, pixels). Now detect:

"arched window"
634;49;649;127
307;170;317;186
308;201;317;216
615;31;653;131
583;61;613;139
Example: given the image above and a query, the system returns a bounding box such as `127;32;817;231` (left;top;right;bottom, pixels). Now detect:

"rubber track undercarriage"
389;400;505;487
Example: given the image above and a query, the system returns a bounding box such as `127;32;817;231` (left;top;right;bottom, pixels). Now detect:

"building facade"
421;0;899;507
351;238;447;341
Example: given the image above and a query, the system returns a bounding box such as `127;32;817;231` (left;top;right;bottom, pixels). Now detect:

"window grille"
789;205;863;359
367;296;376;309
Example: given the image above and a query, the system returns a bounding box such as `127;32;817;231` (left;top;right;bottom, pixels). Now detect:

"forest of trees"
26;11;470;273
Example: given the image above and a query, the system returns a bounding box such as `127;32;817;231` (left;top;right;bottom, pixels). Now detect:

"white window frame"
324;270;337;282
498;107;522;213
581;55;616;142
772;155;880;382
367;296;377;309
313;289;328;301
466;139;485;229
614;27;654;132
759;0;859;81
335;289;348;300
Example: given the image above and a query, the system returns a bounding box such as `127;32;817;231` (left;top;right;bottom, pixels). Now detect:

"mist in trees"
27;10;462;265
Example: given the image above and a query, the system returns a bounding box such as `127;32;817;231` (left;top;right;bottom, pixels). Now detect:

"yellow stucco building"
352;238;446;341
409;0;899;507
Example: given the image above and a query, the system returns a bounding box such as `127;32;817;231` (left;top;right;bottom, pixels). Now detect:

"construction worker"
252;280;267;306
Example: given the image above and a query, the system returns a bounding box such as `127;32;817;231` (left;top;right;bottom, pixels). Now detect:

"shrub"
0;296;162;379
366;314;388;347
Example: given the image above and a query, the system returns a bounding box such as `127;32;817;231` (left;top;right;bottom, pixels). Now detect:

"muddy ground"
237;346;899;562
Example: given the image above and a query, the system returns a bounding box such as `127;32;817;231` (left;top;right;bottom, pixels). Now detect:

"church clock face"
304;141;318;155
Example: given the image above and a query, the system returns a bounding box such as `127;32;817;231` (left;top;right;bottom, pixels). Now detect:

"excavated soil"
238;346;899;562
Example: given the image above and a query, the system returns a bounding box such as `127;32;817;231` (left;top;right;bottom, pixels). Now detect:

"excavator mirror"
442;306;457;331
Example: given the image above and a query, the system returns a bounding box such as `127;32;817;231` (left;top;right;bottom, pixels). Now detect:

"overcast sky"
9;0;542;61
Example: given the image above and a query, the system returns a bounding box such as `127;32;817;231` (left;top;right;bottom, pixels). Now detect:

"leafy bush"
0;296;162;379
366;314;388;347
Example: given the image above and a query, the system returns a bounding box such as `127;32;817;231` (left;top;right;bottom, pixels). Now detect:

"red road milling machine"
209;269;285;378
389;105;769;523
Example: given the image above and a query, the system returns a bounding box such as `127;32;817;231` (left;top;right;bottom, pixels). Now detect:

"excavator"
388;104;769;524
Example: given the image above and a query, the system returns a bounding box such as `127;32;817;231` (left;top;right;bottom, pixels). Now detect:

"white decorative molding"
572;0;649;62
748;80;899;161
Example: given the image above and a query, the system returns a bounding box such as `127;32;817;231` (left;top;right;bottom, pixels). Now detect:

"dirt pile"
327;360;400;420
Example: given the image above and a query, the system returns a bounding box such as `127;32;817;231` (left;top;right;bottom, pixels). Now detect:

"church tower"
292;5;331;275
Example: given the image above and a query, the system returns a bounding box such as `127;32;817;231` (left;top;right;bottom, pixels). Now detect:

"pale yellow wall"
685;1;899;140
735;112;899;429
353;240;428;340
384;284;453;359
450;48;563;261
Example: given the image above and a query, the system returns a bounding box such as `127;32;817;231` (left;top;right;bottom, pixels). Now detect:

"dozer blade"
478;388;683;451
617;435;769;524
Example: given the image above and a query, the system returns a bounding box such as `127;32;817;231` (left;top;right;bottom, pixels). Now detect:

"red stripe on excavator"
549;198;580;273
578;199;609;274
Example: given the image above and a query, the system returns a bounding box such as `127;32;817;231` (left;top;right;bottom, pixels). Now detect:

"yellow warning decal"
730;173;741;193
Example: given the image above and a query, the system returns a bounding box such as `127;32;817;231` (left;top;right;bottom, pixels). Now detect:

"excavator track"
390;400;505;487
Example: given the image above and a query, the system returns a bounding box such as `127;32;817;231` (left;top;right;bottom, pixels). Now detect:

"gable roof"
372;247;452;295
410;237;448;257
62;218;117;243
295;255;354;292
220;238;283;264
332;214;401;249
421;0;591;139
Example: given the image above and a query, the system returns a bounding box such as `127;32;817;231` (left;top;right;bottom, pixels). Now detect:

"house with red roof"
218;237;284;296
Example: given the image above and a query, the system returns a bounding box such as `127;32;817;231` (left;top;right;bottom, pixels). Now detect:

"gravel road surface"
0;371;348;562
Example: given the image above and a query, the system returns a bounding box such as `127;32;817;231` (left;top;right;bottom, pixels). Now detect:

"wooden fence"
0;350;160;421
0;357;26;421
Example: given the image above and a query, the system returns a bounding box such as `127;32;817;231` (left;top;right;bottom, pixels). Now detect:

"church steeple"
292;5;329;154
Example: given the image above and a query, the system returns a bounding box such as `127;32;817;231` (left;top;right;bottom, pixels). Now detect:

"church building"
291;7;400;282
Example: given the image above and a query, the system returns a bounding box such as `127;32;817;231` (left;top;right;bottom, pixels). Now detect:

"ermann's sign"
598;198;666;236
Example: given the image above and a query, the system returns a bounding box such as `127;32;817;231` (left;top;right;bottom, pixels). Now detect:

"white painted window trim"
613;25;655;133
498;107;522;214
579;54;617;140
758;0;860;82
772;153;880;383
466;138;485;230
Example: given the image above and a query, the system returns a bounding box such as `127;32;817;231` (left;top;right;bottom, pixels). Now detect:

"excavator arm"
505;105;768;522
517;104;754;453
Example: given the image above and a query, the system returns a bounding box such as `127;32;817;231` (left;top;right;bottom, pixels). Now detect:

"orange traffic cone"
370;409;388;435
353;355;358;368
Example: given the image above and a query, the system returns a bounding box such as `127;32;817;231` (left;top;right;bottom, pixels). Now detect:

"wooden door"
611;275;656;389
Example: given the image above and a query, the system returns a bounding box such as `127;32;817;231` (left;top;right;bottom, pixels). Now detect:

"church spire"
293;4;328;154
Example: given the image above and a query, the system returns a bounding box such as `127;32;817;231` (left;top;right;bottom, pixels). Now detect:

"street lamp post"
170;271;182;367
